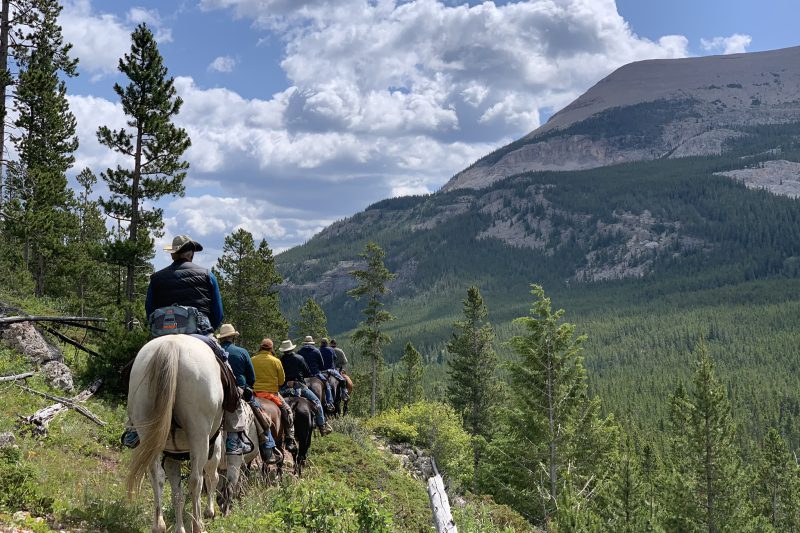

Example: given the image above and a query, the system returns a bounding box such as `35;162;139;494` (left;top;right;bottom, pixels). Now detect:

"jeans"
280;383;326;427
316;372;334;405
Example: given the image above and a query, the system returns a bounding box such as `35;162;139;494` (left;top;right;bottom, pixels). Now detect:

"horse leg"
164;458;186;533
149;459;167;533
203;434;222;519
189;441;210;533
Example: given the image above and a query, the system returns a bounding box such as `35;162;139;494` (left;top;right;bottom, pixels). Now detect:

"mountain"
446;45;800;191
277;45;800;329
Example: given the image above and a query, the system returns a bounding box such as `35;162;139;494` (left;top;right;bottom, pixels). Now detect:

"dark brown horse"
307;376;335;415
285;396;314;476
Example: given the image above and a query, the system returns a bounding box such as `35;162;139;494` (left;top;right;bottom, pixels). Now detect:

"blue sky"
56;0;799;267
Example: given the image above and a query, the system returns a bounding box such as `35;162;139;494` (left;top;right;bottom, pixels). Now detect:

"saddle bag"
148;305;200;337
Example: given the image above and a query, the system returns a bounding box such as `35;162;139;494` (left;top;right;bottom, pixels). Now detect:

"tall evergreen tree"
348;241;395;416
294;297;328;342
446;285;499;485
752;428;800;530
493;284;618;523
97;23;190;327
397;341;423;405
665;341;748;532
8;0;77;296
214;228;287;351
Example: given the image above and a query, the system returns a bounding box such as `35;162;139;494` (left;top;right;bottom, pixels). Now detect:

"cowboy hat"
279;339;296;352
217;323;239;339
163;234;204;253
303;335;315;344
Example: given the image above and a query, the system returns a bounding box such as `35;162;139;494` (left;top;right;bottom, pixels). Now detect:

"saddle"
188;334;240;413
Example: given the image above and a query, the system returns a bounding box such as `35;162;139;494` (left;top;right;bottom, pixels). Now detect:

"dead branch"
17;379;104;436
41;325;102;357
0;315;107;326
0;371;33;382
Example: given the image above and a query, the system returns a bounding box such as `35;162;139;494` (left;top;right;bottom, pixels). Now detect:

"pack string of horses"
123;234;354;533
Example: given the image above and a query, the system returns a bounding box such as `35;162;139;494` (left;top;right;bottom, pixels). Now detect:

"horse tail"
126;339;180;496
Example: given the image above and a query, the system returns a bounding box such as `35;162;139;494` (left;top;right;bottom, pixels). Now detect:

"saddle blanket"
255;391;283;407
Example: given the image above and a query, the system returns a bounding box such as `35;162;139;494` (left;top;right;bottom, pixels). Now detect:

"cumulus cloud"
73;0;694;254
700;33;752;55
60;0;173;76
208;56;237;73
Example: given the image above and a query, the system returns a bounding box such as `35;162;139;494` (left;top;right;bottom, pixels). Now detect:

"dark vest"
149;260;212;317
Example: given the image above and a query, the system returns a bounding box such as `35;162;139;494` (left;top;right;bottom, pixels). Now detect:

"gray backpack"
148;305;200;337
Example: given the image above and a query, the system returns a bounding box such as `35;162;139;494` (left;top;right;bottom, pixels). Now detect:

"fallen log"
428;457;458;533
17;379;104;436
0;315;107;328
0;371;34;383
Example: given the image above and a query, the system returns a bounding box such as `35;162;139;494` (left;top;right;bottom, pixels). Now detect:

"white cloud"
700;33;752;55
60;0;173;76
208;56;237;73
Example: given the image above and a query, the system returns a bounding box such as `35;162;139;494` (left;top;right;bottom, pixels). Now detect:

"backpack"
148;305;200;337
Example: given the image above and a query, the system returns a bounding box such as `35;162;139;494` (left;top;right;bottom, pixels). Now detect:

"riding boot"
278;402;298;453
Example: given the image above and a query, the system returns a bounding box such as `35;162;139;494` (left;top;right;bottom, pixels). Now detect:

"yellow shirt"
252;350;285;393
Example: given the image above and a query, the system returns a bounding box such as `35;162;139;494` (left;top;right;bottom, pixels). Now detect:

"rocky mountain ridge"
445;46;800;191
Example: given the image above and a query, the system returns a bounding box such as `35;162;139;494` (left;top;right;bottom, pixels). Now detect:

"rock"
0;321;62;364
41;360;74;392
0;431;15;448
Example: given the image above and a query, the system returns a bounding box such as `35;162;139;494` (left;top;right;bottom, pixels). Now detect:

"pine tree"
97;23;190;327
214;228;287;351
8;0;77;296
294;297;328;343
753;428;800;530
495;284;618;523
397;342;423;405
446;285;499;486
665;341;749;532
348;241;396;417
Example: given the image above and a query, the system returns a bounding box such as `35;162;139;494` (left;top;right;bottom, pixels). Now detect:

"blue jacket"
297;344;325;375
319;346;337;370
222;341;255;388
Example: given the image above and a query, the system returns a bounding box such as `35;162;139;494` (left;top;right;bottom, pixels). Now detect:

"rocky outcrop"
716;159;800;198
40;361;74;393
373;436;435;481
0;322;62;365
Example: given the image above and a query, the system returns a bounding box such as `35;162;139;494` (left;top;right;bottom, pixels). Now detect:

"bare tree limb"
41;325;102;357
17;379;104;436
0;371;33;382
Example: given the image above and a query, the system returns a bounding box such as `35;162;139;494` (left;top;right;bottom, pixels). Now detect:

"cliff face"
444;46;800;191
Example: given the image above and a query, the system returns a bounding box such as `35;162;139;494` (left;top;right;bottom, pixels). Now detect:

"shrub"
0;447;54;515
367;401;474;489
89;322;149;395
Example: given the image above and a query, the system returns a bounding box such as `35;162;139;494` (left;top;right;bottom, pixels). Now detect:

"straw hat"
303;335;315;344
217;323;239;340
163;234;203;253
279;339;296;353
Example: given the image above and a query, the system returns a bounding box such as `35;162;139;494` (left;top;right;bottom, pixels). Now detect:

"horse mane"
126;338;180;496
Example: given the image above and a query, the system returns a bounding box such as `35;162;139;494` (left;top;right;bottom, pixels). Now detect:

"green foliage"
367;401;474;490
97;22;190;323
349;241;396;416
664;341;749;532
397;342;424;406
294;296;328;342
752;428;800;530
489;285;618;524
0;447;53;515
89;321;149;395
214;228;288;350
6;0;78;297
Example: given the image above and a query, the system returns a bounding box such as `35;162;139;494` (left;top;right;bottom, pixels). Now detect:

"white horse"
126;335;224;533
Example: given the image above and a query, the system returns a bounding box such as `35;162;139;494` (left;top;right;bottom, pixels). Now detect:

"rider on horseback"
330;338;348;371
216;323;257;455
251;338;299;454
122;235;242;450
297;336;335;412
278;340;333;435
319;338;349;401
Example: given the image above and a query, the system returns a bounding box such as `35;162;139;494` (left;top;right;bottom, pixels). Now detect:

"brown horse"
257;397;285;480
307;376;334;415
341;372;353;416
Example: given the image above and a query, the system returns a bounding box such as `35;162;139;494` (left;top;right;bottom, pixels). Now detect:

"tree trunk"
35;250;44;296
706;411;715;533
125;125;143;329
371;350;377;417
0;0;9;216
547;337;557;507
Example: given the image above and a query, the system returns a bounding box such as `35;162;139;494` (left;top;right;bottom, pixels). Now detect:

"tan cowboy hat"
279;339;296;353
217;323;239;339
163;234;203;253
303;335;315;344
